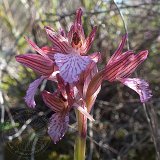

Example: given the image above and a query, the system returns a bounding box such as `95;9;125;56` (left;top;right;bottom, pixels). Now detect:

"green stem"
74;110;87;160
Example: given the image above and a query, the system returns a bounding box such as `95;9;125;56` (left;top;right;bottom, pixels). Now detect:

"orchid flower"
16;7;99;108
15;37;58;108
41;74;94;143
103;35;152;102
41;53;101;143
44;8;98;83
42;90;69;144
86;34;152;106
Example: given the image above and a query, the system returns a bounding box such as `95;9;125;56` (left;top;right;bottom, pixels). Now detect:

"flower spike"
15;8;152;148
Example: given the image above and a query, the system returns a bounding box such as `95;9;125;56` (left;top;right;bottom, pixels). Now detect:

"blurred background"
0;0;160;159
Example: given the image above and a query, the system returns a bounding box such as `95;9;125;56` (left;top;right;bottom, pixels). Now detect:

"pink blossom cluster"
16;8;152;144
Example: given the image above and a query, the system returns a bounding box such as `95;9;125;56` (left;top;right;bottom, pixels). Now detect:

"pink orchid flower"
15;37;58;108
40;52;101;143
15;8;99;108
44;8;98;83
41;74;94;143
15;7;152;148
41;34;152;144
86;34;152;105
42;89;70;144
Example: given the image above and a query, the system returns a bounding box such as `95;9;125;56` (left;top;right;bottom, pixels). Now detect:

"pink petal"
75;8;83;25
104;51;134;81
42;91;65;112
48;113;69;144
78;52;100;96
77;60;99;99
73;104;95;121
83;62;99;97
67;25;75;44
54;53;91;83
85;70;103;111
104;50;148;81
119;78;152;103
68;25;85;46
25;37;50;60
108;34;127;64
15;54;54;76
44;26;72;54
24;76;45;108
118;50;148;78
80;26;97;55
88;86;101;113
68;8;85;45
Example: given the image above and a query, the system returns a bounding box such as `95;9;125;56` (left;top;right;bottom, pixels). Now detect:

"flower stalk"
74;110;87;160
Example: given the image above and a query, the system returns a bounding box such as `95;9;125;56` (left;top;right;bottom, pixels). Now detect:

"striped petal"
85;70;103;111
42;91;66;112
80;26;97;55
44;26;72;54
75;8;83;25
82;61;99;97
119;78;152;103
56;74;67;100
65;83;74;106
104;51;134;82
24;76;45;108
16;54;54;76
48;113;69;144
118;50;148;78
54;53;91;83
73;104;95;121
78;52;101;96
41;46;62;61
68;8;85;44
25;37;50;60
108;34;127;64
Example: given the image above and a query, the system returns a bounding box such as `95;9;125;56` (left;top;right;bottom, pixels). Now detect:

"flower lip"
48;113;69;144
119;78;152;103
54;53;91;83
